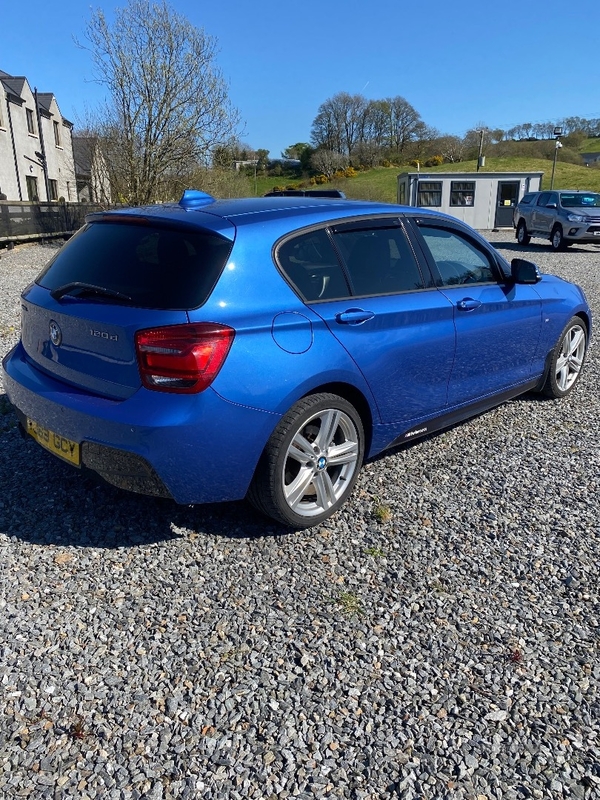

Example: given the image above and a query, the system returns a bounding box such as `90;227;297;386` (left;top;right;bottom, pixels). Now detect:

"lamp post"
550;126;563;189
476;129;485;172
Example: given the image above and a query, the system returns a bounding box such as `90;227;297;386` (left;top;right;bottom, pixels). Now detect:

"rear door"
531;191;557;234
277;220;456;425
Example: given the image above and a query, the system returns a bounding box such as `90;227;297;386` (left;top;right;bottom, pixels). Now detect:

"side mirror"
511;258;541;284
546;203;557;209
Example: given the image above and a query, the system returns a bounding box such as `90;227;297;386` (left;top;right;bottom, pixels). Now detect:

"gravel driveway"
1;235;599;800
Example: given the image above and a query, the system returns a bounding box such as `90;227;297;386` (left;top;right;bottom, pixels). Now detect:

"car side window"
333;226;426;296
277;228;350;302
417;226;498;287
536;192;551;207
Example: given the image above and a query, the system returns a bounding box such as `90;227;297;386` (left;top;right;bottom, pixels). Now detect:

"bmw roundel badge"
49;320;62;347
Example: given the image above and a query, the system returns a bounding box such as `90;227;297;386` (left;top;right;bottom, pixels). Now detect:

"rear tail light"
135;323;235;393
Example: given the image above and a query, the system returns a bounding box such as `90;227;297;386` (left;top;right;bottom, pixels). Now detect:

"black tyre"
516;220;531;245
550;225;566;252
248;393;364;527
542;317;588;398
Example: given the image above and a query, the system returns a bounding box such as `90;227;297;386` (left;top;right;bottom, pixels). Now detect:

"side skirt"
388;379;541;449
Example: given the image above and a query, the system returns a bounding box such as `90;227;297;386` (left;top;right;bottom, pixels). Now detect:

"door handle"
335;308;375;325
457;298;482;311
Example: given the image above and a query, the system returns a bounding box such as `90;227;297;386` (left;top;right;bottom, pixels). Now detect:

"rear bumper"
2;342;280;504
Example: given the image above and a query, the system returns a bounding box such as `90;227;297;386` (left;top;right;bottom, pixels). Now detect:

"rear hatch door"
22;216;235;400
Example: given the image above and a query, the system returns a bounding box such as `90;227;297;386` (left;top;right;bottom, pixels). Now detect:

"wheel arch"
534;311;590;392
300;381;374;454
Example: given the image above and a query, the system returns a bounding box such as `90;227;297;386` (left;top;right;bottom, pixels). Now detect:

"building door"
495;181;520;227
26;175;39;202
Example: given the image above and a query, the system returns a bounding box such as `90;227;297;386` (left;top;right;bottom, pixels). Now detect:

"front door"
495;181;520;227
413;222;542;407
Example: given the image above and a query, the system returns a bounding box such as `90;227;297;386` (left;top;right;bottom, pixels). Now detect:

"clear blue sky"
2;0;598;157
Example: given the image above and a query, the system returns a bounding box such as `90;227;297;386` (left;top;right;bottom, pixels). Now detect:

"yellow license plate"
26;419;81;466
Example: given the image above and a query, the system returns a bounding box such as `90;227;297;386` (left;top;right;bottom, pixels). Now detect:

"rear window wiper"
50;282;133;303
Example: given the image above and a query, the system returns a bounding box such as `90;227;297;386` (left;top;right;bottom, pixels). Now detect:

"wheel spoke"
568;328;584;355
570;354;583;369
314;409;341;451
327;439;359;466
556;366;570;390
312;470;338;510
288;432;315;463
285;464;317;509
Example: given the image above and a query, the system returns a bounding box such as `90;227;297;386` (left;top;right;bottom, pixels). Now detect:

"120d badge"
90;329;118;341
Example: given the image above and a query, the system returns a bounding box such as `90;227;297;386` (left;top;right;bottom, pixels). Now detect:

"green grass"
334;591;363;616
580;137;600;153
252;153;600;204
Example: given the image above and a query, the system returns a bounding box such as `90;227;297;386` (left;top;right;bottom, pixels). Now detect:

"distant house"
0;69;77;202
73;136;112;204
582;152;600;166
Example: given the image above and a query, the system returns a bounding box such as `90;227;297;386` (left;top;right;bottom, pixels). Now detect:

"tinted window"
417;181;442;207
334;226;425;296
418;226;497;287
519;193;536;205
37;222;232;310
277;228;350;302
536;192;551;206
450;181;475;206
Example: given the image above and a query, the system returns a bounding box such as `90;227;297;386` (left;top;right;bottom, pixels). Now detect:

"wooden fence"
0;201;103;245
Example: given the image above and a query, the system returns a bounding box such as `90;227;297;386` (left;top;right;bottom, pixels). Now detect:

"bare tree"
432;135;466;163
310;149;348;178
80;0;240;204
311;93;369;158
387;96;426;154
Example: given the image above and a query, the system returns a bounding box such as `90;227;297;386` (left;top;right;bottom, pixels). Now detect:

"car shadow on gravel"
0;433;292;547
491;240;599;254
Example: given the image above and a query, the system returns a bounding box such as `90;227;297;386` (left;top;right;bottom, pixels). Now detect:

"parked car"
264;189;346;198
2;192;591;527
514;189;600;250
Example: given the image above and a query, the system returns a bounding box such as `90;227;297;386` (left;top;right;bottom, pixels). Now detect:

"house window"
398;182;406;205
417;181;442;207
26;175;39;201
450;181;475;206
53;120;61;147
26;108;36;135
49;179;58;201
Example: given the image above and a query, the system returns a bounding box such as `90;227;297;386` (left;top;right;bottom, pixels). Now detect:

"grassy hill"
257;157;600;204
580;137;600;153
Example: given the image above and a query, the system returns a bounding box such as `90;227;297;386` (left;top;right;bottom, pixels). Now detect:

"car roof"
88;195;444;236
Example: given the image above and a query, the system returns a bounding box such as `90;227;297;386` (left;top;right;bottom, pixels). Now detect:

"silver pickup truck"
513;190;600;251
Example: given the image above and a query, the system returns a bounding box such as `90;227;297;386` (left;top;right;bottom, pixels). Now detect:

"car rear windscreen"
37;221;233;310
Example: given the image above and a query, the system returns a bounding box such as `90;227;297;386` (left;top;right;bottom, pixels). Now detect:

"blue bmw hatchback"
2;192;591;527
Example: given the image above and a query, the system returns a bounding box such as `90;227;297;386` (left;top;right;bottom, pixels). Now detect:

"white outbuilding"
397;171;544;229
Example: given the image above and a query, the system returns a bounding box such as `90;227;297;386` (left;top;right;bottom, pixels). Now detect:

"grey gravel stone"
1;235;600;799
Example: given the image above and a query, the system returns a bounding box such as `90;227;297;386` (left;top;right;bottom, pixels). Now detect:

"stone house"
0;69;77;202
